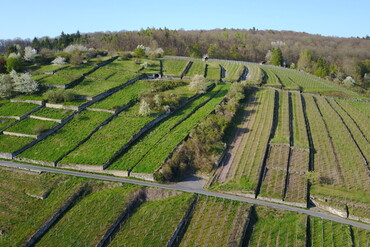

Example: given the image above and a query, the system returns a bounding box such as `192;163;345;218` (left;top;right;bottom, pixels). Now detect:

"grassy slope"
0;169;86;246
111;193;193;246
6;118;58;135
0;102;38;116
18;111;111;162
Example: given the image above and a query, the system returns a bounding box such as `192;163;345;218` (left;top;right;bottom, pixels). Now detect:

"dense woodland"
1;28;370;87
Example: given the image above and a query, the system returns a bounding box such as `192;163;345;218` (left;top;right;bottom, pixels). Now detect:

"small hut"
202;55;209;62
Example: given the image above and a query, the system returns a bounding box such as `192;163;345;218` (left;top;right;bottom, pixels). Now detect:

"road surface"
1;160;369;231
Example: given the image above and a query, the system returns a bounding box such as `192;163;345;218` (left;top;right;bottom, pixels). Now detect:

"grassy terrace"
291;92;309;148
17;110;111;162
111;193;194;246
132;84;229;173
315;96;368;193
103;59;144;73
89;80;149;110
347;100;370;117
31;107;74;120
217;89;275;192
185;60;205;77
259;145;290;199
0;169;86;246
35;183;139;247
140;59;161;74
58;64;96;77
220;62;244;81
38;74;80;85
179;196;251;247
288;70;360;98
305;95;369;207
30;64;69;74
260;66;281;87
309;217;353;246
336;99;370;141
247;206;306;247
0;135;34;153
6;118;58;136
271;91;290;144
328;98;370;164
109;84;225;172
0;118;16;130
269;67;301;90
162;59;188;77
0;102;39;117
205;62;221;81
66;72;138;97
60;110;157;166
244;64;263;85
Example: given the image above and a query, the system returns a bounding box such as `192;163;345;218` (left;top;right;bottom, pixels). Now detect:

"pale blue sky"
1;0;369;39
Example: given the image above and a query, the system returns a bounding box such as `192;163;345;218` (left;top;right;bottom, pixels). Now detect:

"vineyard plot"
215;89;275;193
179;196;251;247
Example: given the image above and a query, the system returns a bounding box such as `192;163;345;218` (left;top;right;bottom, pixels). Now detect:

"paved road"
1;160;369;231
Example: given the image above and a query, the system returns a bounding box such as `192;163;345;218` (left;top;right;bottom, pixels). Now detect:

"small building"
202;55;209;62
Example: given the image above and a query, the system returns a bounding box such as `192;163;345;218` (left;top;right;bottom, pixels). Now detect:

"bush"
70;54;83;65
44;89;76;103
51;56;67;66
133;45;146;57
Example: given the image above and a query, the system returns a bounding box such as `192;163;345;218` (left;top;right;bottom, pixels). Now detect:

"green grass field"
110;193;194;246
0;118;16;130
162;59;189;77
0;135;34;153
31;107;74;120
0;168;87;247
0;102;39;117
6;118;58;136
35;183;139;247
17;111;111;162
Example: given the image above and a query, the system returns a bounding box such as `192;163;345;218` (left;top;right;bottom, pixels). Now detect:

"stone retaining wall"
29;115;62;123
3;131;38;139
129;172;155;181
10;99;44;105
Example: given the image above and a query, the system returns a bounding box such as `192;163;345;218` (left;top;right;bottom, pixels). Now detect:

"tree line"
1;28;369;87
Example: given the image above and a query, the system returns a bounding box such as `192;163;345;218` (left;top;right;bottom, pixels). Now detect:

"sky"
1;0;369;39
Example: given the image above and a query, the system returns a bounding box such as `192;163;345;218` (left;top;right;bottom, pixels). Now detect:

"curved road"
1;160;369;231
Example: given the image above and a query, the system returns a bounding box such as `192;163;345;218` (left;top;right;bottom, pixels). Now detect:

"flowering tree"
63;44;89;53
189;75;207;94
139;100;151;116
24;46;35;61
10;70;39;94
51;56;66;66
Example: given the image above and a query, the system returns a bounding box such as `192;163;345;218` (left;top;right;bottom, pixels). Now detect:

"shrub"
139;100;151;116
70;54;83;65
44;89;76;103
189;75;207;93
133;45;146;57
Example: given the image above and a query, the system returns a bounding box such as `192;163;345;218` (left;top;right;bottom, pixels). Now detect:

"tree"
0;74;13;98
139;100;151;116
314;56;329;78
270;47;283;66
297;49;313;72
6;57;24;72
51;56;66;66
24;46;35;61
189;44;202;58
0;57;6;73
10;71;38;94
133;45;146;57
189;75;207;93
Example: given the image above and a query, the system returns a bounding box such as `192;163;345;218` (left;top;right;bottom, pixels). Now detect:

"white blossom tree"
10;71;38;94
24;46;35;61
139;100;151;116
63;44;89;53
189;75;207;94
51;56;66;66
